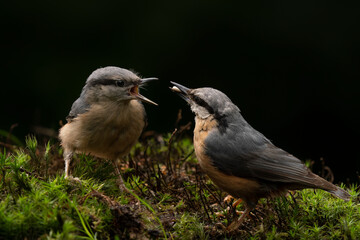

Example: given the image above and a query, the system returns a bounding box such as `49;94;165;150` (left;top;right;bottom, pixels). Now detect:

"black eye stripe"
191;95;214;114
191;94;228;133
115;80;125;87
88;79;128;87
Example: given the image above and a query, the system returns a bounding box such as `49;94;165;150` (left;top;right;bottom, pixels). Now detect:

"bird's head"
170;81;240;120
84;66;157;105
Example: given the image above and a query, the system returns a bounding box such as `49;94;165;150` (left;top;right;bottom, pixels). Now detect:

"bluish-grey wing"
66;96;90;122
246;143;315;185
205;126;315;186
204;124;268;178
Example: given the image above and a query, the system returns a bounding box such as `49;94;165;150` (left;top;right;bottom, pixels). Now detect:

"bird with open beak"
170;81;350;231
59;66;157;191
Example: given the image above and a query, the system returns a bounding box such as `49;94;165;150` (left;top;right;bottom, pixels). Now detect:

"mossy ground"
0;130;359;239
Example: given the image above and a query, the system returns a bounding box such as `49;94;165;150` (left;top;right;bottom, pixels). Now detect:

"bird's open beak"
169;81;191;102
130;78;158;106
140;77;158;84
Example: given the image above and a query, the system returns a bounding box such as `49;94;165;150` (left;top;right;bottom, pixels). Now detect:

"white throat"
191;104;211;119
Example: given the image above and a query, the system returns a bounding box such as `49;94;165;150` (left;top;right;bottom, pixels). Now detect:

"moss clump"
0;132;359;239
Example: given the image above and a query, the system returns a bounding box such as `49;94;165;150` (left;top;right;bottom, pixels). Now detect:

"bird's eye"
115;80;125;87
192;95;215;114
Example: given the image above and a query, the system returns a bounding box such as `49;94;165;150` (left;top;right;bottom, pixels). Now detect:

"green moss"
0;133;359;239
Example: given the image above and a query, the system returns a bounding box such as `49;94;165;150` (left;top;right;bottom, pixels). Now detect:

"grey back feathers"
66;91;90;122
190;87;349;200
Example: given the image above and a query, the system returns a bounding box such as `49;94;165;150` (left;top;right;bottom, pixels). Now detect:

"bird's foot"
224;195;234;203
224;195;243;209
65;175;82;184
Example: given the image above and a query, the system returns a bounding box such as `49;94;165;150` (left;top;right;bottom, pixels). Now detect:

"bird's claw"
65;176;82;184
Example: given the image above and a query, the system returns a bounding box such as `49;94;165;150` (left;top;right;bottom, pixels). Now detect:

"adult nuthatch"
170;82;350;231
59;66;157;191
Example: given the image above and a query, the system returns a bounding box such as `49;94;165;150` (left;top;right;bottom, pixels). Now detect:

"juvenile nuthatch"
59;66;157;191
170;82;350;231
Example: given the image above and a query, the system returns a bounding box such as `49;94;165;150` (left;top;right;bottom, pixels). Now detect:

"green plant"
0;134;359;239
173;213;208;240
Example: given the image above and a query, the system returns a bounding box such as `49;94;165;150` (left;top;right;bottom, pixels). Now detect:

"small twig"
178;122;192;134
320;157;325;179
168;129;178;147
133;177;147;197
182;182;196;210
88;189;118;207
320;157;334;183
178;149;195;177
166;128;178;175
200;175;215;220
142;157;156;191
288;191;298;206
174;109;182;128
202;177;222;206
154;158;168;191
323;166;334;183
6;123;18;144
0;142;16;151
196;174;211;222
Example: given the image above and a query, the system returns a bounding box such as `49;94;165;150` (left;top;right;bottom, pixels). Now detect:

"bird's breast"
60;100;146;160
193;117;217;164
193;116;261;200
193;116;221;174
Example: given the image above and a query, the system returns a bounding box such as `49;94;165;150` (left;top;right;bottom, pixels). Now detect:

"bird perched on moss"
170;82;350;231
59;66;157;191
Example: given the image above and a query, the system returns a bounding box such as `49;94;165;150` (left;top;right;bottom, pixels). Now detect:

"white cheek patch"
191;104;210;119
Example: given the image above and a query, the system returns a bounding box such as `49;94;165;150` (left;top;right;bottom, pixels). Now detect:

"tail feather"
308;173;351;201
328;186;351;201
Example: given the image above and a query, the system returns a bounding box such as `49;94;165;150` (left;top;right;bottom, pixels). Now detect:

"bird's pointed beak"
136;91;158;106
130;78;158;106
169;81;191;102
140;77;158;84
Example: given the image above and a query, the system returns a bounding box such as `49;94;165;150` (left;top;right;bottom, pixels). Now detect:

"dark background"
1;1;359;183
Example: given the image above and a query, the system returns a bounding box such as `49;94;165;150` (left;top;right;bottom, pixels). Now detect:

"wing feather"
66;96;90;122
204;122;316;186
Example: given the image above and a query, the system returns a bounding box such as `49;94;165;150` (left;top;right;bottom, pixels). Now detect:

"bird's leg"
63;149;81;182
112;161;130;193
226;205;252;232
64;149;73;179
